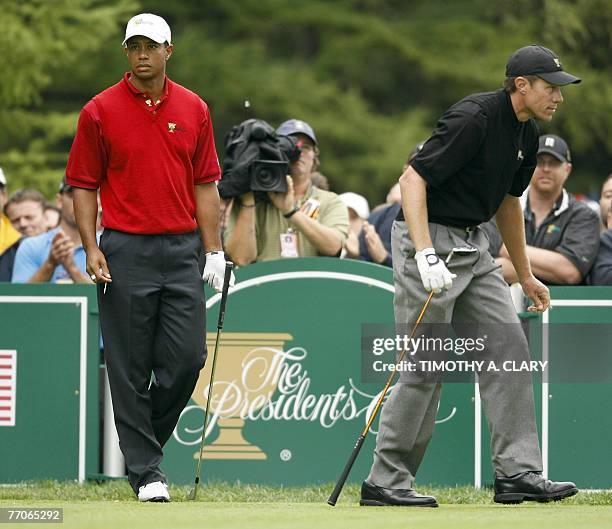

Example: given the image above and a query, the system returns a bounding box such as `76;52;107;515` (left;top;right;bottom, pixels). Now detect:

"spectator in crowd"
43;203;61;231
588;174;612;285
5;189;47;237
12;181;91;283
0;167;20;256
224;119;348;264
495;134;600;285
340;192;370;259
598;173;612;230
357;144;424;267
0;189;48;281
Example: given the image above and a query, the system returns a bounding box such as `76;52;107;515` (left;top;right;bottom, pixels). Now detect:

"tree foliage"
0;0;609;202
0;0;135;196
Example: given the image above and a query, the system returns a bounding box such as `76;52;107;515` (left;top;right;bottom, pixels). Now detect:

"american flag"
0;350;16;426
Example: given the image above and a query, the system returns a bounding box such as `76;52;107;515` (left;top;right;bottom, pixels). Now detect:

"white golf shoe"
138;481;170;502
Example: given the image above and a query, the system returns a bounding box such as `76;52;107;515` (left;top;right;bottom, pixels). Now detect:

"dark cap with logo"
506;45;581;86
538;134;571;163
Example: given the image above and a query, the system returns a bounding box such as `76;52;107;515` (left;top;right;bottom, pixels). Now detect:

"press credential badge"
280;228;299;258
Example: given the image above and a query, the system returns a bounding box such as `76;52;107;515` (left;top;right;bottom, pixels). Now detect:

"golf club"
327;246;476;506
187;260;234;501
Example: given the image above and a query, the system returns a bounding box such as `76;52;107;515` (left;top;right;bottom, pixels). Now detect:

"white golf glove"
415;248;456;294
202;252;235;293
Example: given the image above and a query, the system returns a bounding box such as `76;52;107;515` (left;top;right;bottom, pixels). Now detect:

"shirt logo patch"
168;122;177;133
517;150;524;161
546;224;560;234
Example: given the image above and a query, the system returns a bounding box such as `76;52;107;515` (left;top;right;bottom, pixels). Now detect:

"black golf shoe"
494;472;578;504
360;480;438;507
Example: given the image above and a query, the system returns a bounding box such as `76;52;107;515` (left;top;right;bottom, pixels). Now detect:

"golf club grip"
217;261;234;328
327;434;366;506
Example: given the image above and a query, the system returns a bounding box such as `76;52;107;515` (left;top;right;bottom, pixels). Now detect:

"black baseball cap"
538;134;571;163
506;45;581;86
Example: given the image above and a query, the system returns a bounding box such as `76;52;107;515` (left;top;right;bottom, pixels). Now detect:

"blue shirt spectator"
11;227;95;283
12;181;99;284
359;203;401;267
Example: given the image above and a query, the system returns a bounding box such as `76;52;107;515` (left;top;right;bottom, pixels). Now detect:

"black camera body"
218;119;301;200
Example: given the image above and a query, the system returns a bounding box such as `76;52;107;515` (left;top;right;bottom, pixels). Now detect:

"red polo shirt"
66;73;221;234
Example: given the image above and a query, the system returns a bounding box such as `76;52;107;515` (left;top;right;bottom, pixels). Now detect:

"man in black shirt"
362;45;580;507
496;134;600;285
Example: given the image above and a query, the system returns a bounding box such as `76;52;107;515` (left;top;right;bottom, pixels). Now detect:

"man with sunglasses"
225;119;348;264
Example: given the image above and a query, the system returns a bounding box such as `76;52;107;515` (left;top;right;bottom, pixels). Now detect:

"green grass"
1;482;611;529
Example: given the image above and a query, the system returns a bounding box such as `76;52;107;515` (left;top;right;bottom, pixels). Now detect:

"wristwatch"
283;207;300;219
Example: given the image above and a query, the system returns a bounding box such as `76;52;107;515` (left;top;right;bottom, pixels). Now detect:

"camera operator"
224;119;348;265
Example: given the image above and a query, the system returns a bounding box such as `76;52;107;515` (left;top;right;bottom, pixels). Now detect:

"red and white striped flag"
0;350;16;426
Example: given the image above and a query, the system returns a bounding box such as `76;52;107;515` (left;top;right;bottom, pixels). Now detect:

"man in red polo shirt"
66;13;231;502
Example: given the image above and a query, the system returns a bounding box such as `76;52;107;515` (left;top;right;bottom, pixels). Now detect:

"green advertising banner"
163;258;477;486
543;288;612;490
0;268;609;489
0;285;99;483
479;287;612;489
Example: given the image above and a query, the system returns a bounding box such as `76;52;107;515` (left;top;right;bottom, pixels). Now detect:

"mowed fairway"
1;483;611;529
2;502;612;529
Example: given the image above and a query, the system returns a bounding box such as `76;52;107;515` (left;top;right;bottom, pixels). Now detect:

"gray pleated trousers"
367;221;543;489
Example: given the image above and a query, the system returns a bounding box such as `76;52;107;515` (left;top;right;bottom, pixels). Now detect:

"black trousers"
98;229;206;493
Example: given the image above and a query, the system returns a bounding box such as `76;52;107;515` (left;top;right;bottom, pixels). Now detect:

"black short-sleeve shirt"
398;89;539;227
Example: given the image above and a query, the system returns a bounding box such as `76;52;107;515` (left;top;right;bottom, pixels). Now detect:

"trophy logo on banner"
191;333;293;460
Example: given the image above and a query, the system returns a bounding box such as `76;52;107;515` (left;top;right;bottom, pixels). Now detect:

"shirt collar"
524;187;569;220
299;183;315;204
122;72;170;100
500;89;521;128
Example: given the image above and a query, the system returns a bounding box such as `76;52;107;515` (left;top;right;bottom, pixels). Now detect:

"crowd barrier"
0;258;610;488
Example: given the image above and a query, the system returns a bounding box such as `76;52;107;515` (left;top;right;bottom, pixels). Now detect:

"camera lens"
251;160;289;193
